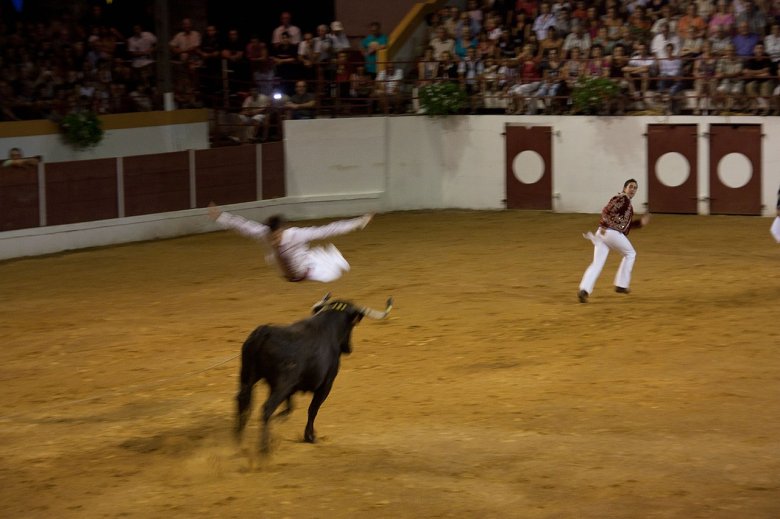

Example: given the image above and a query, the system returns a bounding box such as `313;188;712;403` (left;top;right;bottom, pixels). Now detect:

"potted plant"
570;76;621;115
418;81;468;116
59;111;105;150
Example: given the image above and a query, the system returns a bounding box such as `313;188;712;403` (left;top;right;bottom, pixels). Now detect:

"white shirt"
375;68;404;94
765;34;780;62
216;212;370;281
128;31;157;68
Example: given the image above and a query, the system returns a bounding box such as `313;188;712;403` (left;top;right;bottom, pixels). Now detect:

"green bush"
418;81;468;116
59;111;104;150
570;76;621;115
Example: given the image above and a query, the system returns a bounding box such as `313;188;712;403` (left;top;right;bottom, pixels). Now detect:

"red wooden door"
505;125;552;210
708;124;762;215
647;124;698;214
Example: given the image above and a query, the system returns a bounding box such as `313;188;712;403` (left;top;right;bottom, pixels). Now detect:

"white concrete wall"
0;121;209;164
2;114;779;261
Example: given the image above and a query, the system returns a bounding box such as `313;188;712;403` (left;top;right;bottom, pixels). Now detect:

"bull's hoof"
304;432;316;443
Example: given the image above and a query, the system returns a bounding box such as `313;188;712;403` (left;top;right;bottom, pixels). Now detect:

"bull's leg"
235;382;255;441
304;380;334;444
274;396;294;419
260;387;294;453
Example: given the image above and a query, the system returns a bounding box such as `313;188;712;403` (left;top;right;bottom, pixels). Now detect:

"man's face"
281;13;291;26
182;19;192;32
295;82;306;94
624;182;638;198
9;149;21;160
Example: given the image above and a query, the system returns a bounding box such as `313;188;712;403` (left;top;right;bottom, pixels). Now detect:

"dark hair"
624;178;638;188
264;214;285;231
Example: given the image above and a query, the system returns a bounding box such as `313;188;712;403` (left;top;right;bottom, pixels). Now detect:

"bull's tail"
235;325;271;440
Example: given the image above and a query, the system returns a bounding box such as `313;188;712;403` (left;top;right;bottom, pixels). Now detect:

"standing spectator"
272;31;299;95
602;6;624;43
361;22;388;77
272;12;301;47
298;32;317;81
222;29;247;92
313;24;336;67
330;21;351;52
284;80;316;119
246;37;274;96
577;179;651;303
198;25;222;102
169;18;201;103
127;24;156;87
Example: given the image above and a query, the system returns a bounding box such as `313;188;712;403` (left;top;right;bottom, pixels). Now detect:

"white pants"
579;228;636;294
305;244;351;283
771;216;780;243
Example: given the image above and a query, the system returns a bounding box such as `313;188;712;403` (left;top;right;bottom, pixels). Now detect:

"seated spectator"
272;11;302;46
459;47;485;95
733;21;760;57
3;148;39;168
350;64;374;99
656;43;685;113
437;51;460;81
538;26;564;58
430;25;456;61
246;38;275;96
708;0;736;36
623;41;655;106
744;42;774;114
534;47;566;113
238;88;271;142
330;21;351;51
715;44;745;112
507;44;542;114
709;24;734;56
563;21;592;57
374;61;405;113
693;41;719;113
736;0;768;37
677;3;708;39
284;80;316;119
417;47;439;86
454;26;478;60
651;22;681;59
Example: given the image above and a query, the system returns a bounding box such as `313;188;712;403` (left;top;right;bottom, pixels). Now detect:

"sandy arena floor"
0;210;778;518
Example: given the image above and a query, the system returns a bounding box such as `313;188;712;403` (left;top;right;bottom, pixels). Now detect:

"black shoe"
615;286;631;294
578;290;589;303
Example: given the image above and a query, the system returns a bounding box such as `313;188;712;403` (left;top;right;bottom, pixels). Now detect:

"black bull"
235;294;393;452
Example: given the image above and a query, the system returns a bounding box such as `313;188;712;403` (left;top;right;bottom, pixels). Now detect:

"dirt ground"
1;210;779;519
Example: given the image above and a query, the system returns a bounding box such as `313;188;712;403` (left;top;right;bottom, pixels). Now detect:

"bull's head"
311;293;393;354
311;293;393;320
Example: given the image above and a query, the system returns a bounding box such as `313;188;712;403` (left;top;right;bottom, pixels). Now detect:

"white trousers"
305;244;351;283
771;216;780;243
579;228;636;294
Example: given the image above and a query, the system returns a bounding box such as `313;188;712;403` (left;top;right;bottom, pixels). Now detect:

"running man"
578;179;651;303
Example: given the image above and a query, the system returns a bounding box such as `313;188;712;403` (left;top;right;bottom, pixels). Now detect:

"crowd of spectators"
417;0;780;115
3;1;780;126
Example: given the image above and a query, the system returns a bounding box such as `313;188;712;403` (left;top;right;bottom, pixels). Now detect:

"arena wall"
1;115;779;261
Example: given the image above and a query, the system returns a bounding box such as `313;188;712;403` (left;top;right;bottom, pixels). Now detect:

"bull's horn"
360;297;393;320
312;292;332;311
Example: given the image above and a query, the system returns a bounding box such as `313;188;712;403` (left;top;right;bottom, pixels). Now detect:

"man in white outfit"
208;203;373;282
578;179;651;302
